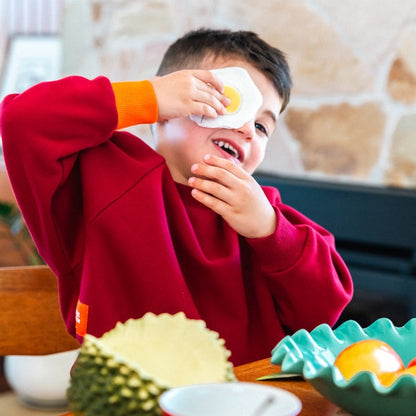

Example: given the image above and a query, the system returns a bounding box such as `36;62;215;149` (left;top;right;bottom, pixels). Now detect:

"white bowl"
4;349;79;409
159;382;302;416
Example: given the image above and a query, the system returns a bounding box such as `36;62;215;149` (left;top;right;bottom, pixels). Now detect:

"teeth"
214;140;240;159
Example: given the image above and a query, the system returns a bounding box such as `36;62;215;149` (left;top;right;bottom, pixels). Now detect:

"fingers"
192;154;248;181
192;73;230;117
193;70;225;94
188;154;249;204
191;87;228;118
152;69;230;121
188;175;230;205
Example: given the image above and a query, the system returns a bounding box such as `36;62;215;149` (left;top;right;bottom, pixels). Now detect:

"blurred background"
1;0;416;188
0;0;416;394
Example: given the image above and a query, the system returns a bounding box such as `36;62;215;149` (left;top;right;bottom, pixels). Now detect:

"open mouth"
213;140;241;160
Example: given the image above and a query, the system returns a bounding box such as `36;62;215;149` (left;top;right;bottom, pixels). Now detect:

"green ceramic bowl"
271;318;416;416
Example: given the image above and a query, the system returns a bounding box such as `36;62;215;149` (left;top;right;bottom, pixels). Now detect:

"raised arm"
0;76;157;271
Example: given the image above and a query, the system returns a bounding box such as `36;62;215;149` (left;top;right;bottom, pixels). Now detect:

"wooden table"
235;358;349;416
1;358;349;416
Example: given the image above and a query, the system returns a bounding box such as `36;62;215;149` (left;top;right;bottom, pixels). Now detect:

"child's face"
155;58;283;185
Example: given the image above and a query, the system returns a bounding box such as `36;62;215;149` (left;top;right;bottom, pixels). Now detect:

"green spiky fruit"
67;312;235;416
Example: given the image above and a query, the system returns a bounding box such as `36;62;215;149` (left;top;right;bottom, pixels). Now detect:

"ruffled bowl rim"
271;318;416;395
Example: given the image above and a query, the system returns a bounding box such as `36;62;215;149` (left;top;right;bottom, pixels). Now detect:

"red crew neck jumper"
0;76;353;365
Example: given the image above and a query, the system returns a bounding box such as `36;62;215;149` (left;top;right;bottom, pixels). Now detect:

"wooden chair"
0;265;80;356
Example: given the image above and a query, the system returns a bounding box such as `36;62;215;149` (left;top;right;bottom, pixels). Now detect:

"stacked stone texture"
52;0;416;188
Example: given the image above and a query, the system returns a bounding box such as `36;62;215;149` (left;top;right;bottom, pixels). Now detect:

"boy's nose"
235;120;255;141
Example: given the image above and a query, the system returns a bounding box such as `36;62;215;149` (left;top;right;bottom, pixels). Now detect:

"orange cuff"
111;80;158;130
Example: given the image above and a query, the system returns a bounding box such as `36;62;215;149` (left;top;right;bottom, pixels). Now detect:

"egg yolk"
223;86;241;114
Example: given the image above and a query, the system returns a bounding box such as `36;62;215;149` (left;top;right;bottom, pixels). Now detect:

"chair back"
0;265;79;355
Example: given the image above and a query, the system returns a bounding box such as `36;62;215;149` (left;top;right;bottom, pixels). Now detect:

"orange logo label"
76;300;89;337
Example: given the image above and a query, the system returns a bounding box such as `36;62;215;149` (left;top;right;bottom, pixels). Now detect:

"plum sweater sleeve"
0;76;157;272
244;185;353;333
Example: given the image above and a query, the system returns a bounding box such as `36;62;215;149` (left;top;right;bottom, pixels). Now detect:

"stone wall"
20;1;416;188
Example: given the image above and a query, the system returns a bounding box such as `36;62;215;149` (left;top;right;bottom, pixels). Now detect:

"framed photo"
0;34;61;165
0;34;62;99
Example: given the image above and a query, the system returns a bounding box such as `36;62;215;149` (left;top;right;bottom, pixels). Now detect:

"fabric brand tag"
76;300;89;337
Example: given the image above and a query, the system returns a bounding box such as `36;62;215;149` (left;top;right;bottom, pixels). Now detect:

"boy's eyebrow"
263;109;278;125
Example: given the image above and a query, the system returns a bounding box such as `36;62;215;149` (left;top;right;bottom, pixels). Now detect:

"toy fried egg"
190;66;263;129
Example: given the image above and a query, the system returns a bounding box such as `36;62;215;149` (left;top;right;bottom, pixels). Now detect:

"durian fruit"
67;312;235;416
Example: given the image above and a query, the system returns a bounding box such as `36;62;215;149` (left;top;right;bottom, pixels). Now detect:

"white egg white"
190;67;263;129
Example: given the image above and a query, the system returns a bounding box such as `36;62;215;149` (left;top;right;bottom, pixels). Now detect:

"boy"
0;28;353;365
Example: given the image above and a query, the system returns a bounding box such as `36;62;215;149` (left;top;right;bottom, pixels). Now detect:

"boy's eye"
255;122;269;137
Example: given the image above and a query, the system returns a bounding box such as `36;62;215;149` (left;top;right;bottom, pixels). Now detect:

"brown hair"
156;28;292;112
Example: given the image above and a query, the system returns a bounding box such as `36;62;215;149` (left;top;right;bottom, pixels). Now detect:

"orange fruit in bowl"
334;339;405;386
388;358;416;383
398;366;416;376
407;357;416;368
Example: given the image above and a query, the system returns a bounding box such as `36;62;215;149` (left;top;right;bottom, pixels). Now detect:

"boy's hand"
151;70;230;122
188;154;277;238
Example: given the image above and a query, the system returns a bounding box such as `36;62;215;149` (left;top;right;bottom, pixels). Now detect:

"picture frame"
0;34;62;98
0;34;62;164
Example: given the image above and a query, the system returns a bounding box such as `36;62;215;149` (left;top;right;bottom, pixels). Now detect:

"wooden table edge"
60;357;342;416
